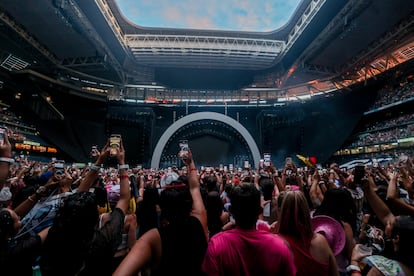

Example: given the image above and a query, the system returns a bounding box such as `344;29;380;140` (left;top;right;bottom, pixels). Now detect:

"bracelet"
28;195;36;202
118;164;129;170
0;157;15;164
120;175;130;180
189;167;197;172
350;270;362;275
346;265;361;273
90;164;100;171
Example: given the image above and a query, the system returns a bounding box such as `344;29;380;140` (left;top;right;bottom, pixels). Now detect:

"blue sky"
115;0;302;32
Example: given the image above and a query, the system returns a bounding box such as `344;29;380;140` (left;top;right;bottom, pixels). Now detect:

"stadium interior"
1;0;414;168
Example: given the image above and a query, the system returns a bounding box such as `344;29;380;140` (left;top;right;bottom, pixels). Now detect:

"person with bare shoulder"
276;190;339;276
113;147;208;276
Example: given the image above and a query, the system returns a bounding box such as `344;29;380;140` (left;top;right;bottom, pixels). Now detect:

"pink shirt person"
202;184;296;276
202;228;296;276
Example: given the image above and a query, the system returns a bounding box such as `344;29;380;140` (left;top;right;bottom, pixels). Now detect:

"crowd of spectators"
369;81;414;110
351;124;414;147
1;129;414;275
0;107;38;142
364;113;414;132
345;110;414;149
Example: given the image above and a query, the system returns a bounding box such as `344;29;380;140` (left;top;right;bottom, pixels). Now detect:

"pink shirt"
202;228;296;276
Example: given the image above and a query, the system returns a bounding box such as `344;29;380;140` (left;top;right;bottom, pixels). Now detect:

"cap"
160;172;179;187
312;215;346;256
0;186;12;201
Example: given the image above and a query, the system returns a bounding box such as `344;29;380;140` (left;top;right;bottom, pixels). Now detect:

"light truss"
340;14;414;74
336;39;414;87
284;0;327;56
301;63;336;76
1;54;30;71
125;34;285;69
94;0;128;52
61;56;106;67
0;12;59;64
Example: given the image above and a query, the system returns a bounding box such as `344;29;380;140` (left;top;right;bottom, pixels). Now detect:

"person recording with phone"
344;164;366;235
114;144;208;276
0;129;54;275
40;136;133;275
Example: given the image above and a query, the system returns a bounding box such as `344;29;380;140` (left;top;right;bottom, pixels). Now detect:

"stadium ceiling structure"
1;0;414;102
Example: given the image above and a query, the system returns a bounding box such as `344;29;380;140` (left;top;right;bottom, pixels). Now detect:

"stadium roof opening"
115;0;302;32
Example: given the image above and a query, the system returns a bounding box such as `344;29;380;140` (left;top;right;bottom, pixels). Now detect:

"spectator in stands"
313;188;357;275
259;176;277;224
15;166;74;239
276;190;339;276
40;139;131;276
135;184;160;238
204;175;227;238
0;131;51;275
349;173;414;275
113;148;208;276
389;158;414;208
343;166;365;234
202;183;296;276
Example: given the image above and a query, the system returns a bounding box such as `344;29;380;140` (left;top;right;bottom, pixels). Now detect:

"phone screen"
0;128;5;146
264;153;271;167
179;140;189;160
91;145;98;157
354;165;365;183
110;134;121;156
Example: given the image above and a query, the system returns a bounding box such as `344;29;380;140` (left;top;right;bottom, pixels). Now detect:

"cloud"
115;0;301;32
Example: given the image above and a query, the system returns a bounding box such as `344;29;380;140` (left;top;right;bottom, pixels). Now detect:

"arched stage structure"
151;112;261;169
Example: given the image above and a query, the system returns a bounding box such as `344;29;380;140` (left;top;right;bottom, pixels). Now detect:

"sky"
115;0;302;32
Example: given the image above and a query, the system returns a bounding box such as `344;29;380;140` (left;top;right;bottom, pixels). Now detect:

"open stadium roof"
1;0;414;95
115;0;302;32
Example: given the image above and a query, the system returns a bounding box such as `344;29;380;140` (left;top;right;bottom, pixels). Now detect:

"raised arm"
14;176;58;217
309;171;324;208
0;130;12;191
77;141;109;192
114;140;131;214
112;227;161;276
386;170;414;216
363;175;395;229
183;148;208;241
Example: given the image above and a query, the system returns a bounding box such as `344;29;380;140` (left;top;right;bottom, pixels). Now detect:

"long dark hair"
40;192;99;276
314;188;357;233
393;215;414;269
159;179;193;224
136;185;160;235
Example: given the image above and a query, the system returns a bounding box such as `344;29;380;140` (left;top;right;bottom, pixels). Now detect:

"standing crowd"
1;130;414;275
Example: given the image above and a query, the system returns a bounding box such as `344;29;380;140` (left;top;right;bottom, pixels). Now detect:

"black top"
41;208;125;276
153;216;207;276
79;207;125;276
205;191;224;237
1;234;42;276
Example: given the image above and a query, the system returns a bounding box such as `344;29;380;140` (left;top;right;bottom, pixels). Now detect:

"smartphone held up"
263;153;271;167
179;140;189;161
0;128;5;146
109;134;121;157
90;145;98;157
